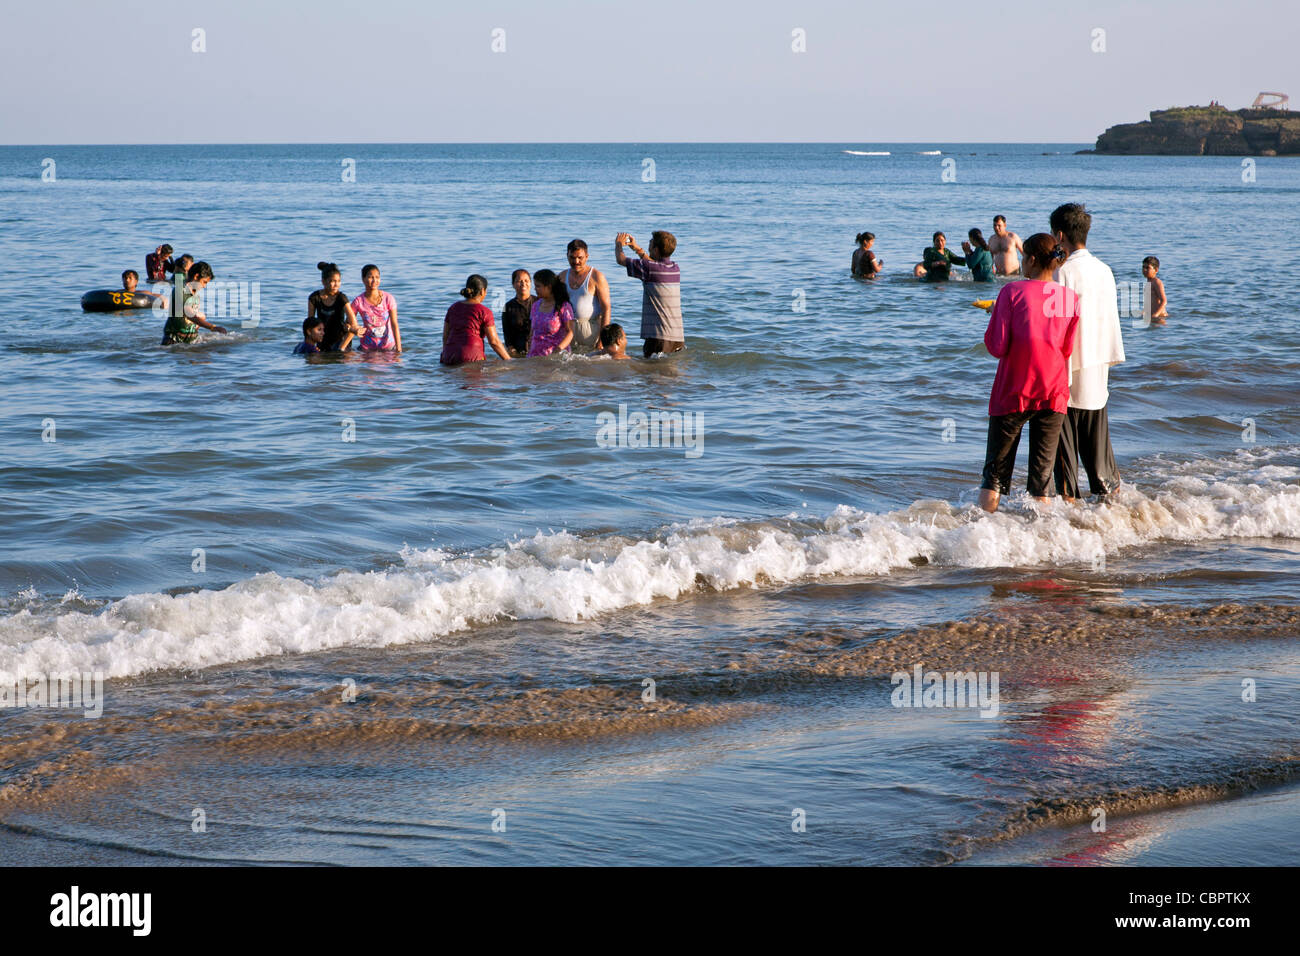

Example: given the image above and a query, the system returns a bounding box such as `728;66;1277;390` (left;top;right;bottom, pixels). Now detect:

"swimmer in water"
988;215;1024;275
590;322;630;359
1142;256;1167;324
294;316;325;354
913;232;965;281
161;261;228;344
121;269;139;293
309;261;359;352
145;244;173;282
852;232;883;278
167;254;194;279
961;229;995;282
502;269;535;357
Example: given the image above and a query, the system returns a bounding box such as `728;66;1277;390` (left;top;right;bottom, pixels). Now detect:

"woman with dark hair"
978;234;1080;512
308;261;359;351
527;269;574;356
961;229;995;282
851;232;883;278
440;274;510;366
351;264;401;351
913;232;965;281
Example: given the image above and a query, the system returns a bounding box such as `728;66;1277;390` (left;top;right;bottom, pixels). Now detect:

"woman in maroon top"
978;234;1080;513
440;274;512;366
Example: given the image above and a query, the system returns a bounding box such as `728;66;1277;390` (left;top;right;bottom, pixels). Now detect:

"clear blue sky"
2;0;1295;143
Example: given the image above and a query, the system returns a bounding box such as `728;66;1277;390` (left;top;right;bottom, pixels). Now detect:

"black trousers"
1054;405;1121;498
643;338;684;357
981;409;1066;498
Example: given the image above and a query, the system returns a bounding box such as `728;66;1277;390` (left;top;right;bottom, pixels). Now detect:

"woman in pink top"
527;269;574;357
978;233;1081;512
440;274;511;366
351;264;401;351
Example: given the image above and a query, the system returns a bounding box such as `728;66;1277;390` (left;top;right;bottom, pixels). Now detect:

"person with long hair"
913;231;965;281
440;274;510;366
978;234;1081;512
851;231;883;278
961;228;995;281
527;269;574;356
351;264;401;352
308;261;359;352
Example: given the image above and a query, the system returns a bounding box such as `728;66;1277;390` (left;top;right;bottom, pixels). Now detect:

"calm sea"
1;143;1297;865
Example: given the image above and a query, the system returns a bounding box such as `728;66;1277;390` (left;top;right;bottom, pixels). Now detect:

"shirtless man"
988;215;1024;275
558;239;612;351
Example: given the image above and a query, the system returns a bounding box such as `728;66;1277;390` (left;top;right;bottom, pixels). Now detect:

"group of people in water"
851;215;1169;324
141;234;684;361
130;207;1164;510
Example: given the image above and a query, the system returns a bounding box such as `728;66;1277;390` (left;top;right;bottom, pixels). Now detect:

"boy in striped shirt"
615;230;683;357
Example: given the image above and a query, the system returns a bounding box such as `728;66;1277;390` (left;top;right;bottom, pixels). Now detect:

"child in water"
294;316;325;354
852;232;883;278
590;322;630;359
1142;256;1167;324
121;270;138;293
161;261;228;344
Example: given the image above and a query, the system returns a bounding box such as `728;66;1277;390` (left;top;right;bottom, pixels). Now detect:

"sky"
1;0;1296;144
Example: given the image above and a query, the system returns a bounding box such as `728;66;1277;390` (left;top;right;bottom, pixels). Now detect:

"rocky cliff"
1088;105;1300;156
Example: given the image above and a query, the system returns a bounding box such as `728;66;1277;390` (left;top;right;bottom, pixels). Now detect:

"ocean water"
1;143;1297;865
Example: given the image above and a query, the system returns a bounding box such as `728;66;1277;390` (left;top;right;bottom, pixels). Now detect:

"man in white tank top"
559;239;612;350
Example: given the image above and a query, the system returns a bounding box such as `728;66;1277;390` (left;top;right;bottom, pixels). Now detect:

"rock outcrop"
1087;105;1300;156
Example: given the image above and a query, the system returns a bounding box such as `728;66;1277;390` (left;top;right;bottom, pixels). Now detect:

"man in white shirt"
1049;203;1125;501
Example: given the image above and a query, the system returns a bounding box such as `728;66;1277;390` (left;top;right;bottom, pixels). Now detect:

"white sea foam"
843;150;891;156
2;449;1298;682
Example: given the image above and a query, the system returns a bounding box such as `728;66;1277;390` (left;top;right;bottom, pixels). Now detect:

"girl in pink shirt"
978;233;1080;512
351;264;401;351
527;269;575;357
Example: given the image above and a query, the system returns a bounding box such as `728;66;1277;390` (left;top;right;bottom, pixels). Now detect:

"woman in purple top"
527;269;574;357
440;274;511;366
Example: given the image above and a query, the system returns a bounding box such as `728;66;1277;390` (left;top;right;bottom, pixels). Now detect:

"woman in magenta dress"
978;233;1081;512
351;264;401;351
527;269;574;357
440;274;511;366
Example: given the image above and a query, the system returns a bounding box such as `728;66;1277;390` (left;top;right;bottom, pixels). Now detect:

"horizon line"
0;140;1095;148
